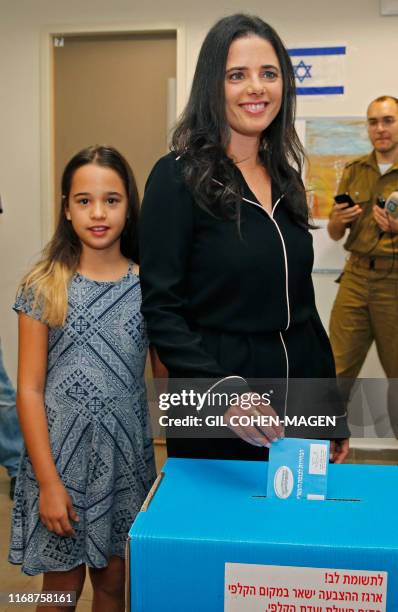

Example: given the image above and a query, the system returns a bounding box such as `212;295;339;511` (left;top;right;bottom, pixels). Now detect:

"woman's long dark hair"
172;14;309;227
19;145;140;326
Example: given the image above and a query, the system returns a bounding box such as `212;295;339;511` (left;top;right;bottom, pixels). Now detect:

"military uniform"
329;151;398;434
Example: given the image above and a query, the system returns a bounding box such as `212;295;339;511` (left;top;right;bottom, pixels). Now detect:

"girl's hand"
224;393;284;447
39;480;79;537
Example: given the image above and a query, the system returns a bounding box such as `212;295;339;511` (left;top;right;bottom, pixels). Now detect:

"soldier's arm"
328;207;348;240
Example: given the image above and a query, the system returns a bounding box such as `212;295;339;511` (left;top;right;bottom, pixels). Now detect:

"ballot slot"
251;495;362;502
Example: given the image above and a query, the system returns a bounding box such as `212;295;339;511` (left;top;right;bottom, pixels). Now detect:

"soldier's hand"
331;203;362;226
373;205;398;233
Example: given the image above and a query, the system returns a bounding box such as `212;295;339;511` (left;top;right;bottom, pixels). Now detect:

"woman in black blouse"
140;14;350;462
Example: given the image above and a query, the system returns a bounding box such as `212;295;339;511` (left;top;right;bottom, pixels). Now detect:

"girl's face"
224;35;283;140
66;163;128;254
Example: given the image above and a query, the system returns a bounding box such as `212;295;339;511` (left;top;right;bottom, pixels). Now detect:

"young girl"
9;146;156;611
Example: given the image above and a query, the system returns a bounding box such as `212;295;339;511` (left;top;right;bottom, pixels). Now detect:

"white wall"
1;0;397;382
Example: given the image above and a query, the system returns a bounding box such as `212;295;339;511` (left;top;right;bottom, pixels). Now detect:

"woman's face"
224;35;283;140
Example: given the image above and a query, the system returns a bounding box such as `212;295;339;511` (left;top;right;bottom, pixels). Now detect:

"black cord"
334;202;396;282
371;216;396;281
358;197;387;257
359;232;383;257
345;218;396;282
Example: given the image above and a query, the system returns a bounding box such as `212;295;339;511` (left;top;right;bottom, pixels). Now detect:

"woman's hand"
330;438;350;464
39;480;79;537
224;393;284;447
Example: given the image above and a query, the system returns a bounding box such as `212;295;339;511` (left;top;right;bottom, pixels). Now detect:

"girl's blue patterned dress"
9;267;156;575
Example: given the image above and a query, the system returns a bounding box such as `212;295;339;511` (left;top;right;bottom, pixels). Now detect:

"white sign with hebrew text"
225;563;387;611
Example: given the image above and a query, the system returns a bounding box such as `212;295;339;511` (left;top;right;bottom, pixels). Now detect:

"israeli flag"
288;46;346;95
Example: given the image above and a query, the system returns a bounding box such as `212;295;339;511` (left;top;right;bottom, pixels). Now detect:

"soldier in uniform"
328;95;398;435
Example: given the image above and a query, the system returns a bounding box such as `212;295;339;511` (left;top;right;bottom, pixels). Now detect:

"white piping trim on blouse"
212;178;290;330
206;375;248;395
206;178;292;420
240;194;292;422
241;195;290;331
279;331;290;422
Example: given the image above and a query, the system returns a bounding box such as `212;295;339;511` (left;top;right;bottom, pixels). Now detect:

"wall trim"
40;22;185;243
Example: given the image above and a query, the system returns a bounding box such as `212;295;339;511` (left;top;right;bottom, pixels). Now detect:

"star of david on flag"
288;46;346;95
294;60;312;83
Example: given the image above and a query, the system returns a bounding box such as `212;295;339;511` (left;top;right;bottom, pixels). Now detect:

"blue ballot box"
128;458;398;611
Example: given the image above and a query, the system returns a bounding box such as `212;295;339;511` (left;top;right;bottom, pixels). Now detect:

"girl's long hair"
172;14;309;227
19;145;140;327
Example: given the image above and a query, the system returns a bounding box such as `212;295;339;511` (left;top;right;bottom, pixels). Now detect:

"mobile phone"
334;193;355;208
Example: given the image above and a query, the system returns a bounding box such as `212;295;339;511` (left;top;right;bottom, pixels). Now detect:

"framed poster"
298;117;370;271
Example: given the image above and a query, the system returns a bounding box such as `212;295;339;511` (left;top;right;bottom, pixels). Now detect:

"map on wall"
297;117;371;271
304;117;370;219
